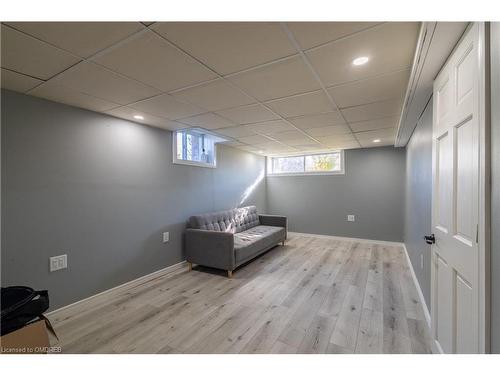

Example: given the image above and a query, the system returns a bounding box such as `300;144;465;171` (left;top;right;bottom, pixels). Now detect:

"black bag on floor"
0;286;50;336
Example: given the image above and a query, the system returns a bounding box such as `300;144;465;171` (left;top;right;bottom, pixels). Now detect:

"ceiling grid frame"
1;21;420;155
146;26;329;153
280;22;363;148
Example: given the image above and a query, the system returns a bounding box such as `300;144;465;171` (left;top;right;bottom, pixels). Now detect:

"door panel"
455;119;474;242
456;44;474;103
436;132;452;233
456;272;475;353
435;254;453;352
431;23;481;353
436;77;452;131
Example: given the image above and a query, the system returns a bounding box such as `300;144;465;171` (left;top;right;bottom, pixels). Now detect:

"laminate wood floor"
49;233;433;354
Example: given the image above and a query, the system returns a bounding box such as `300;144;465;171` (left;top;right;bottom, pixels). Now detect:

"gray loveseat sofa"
185;206;287;277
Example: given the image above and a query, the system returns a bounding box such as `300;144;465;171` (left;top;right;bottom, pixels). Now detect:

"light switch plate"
49;254;67;272
347;215;355;222
162;232;169;243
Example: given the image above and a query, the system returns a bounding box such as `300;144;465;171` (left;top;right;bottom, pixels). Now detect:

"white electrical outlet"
49;254;67;272
347;215;355;222
420;254;424;269
162;232;170;243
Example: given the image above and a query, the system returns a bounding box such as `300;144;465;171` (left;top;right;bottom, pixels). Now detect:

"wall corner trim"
46;261;187;318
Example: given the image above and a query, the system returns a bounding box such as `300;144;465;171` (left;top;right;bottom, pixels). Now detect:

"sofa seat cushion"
234;225;285;265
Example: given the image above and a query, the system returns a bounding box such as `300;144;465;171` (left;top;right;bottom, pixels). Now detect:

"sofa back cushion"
188;206;259;233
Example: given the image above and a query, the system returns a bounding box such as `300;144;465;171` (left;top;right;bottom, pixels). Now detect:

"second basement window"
267;151;344;176
173;128;229;168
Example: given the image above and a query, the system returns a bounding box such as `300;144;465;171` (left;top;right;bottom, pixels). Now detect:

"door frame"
477;22;491;354
430;22;490;354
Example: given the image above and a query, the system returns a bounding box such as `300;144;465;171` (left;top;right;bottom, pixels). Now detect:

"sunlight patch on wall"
238;169;265;207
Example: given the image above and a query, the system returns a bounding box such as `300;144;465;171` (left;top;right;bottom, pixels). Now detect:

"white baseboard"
288;231;404;247
402;244;432;329
46;260;187;318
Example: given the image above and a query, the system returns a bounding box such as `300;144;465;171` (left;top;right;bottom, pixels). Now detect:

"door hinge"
476;224;479;243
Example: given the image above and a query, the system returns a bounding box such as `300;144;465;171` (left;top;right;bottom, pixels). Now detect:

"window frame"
172;129;226;169
266;150;345;177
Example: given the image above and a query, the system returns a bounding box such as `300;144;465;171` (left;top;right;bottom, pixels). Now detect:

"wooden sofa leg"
282;240;285;246
227;270;233;278
187;262;192;271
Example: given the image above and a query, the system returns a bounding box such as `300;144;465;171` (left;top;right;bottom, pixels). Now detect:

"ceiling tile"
287;111;345;129
106;106;186;130
6;22;144;58
294;144;328;152
359;139;393;148
1;25;81;80
304;124;352;137
152;22;297;75
48;62;160;105
1;68;43;92
328;69;410;108
354;127;396;141
281;137;318;146
355;127;396;147
237;134;271;145
349;116;399;132
258;141;296;152
128;93;206;120
93;30;217;92
305;22;419;86
30;82;119;112
177;112;235;130
172;79;255;111
270;130;310;142
244;119;295;135
227;56;320;101
215;103;279;124
265;90;334;118
317;133;357;146
327;141;361;150
213;125;257;138
341;98;402;122
287;22;381;50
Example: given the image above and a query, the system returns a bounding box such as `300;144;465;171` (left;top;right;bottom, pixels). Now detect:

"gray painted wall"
404;100;433;308
267;146;406;242
1;90;267;310
490;22;500;354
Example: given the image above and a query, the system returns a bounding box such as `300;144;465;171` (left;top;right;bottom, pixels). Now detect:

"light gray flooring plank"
407;318;433;354
297;314;337;354
355;308;383;353
49;234;432;354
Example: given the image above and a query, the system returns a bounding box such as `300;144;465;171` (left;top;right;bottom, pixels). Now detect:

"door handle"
424;234;435;245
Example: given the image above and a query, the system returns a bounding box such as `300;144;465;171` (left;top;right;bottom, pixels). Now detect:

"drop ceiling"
1;21;420;156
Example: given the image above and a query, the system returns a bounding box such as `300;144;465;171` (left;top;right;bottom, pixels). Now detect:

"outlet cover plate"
49;254;67;272
347;215;355;222
163;232;169;243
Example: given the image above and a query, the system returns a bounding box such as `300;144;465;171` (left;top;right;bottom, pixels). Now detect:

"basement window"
267;151;344;176
173;128;229;168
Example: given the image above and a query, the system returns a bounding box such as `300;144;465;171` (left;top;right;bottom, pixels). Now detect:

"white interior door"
431;23;484;354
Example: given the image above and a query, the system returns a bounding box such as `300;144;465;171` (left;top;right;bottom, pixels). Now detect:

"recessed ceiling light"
373;139;381;143
352;56;369;66
258;150;264;154
133;115;144;120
